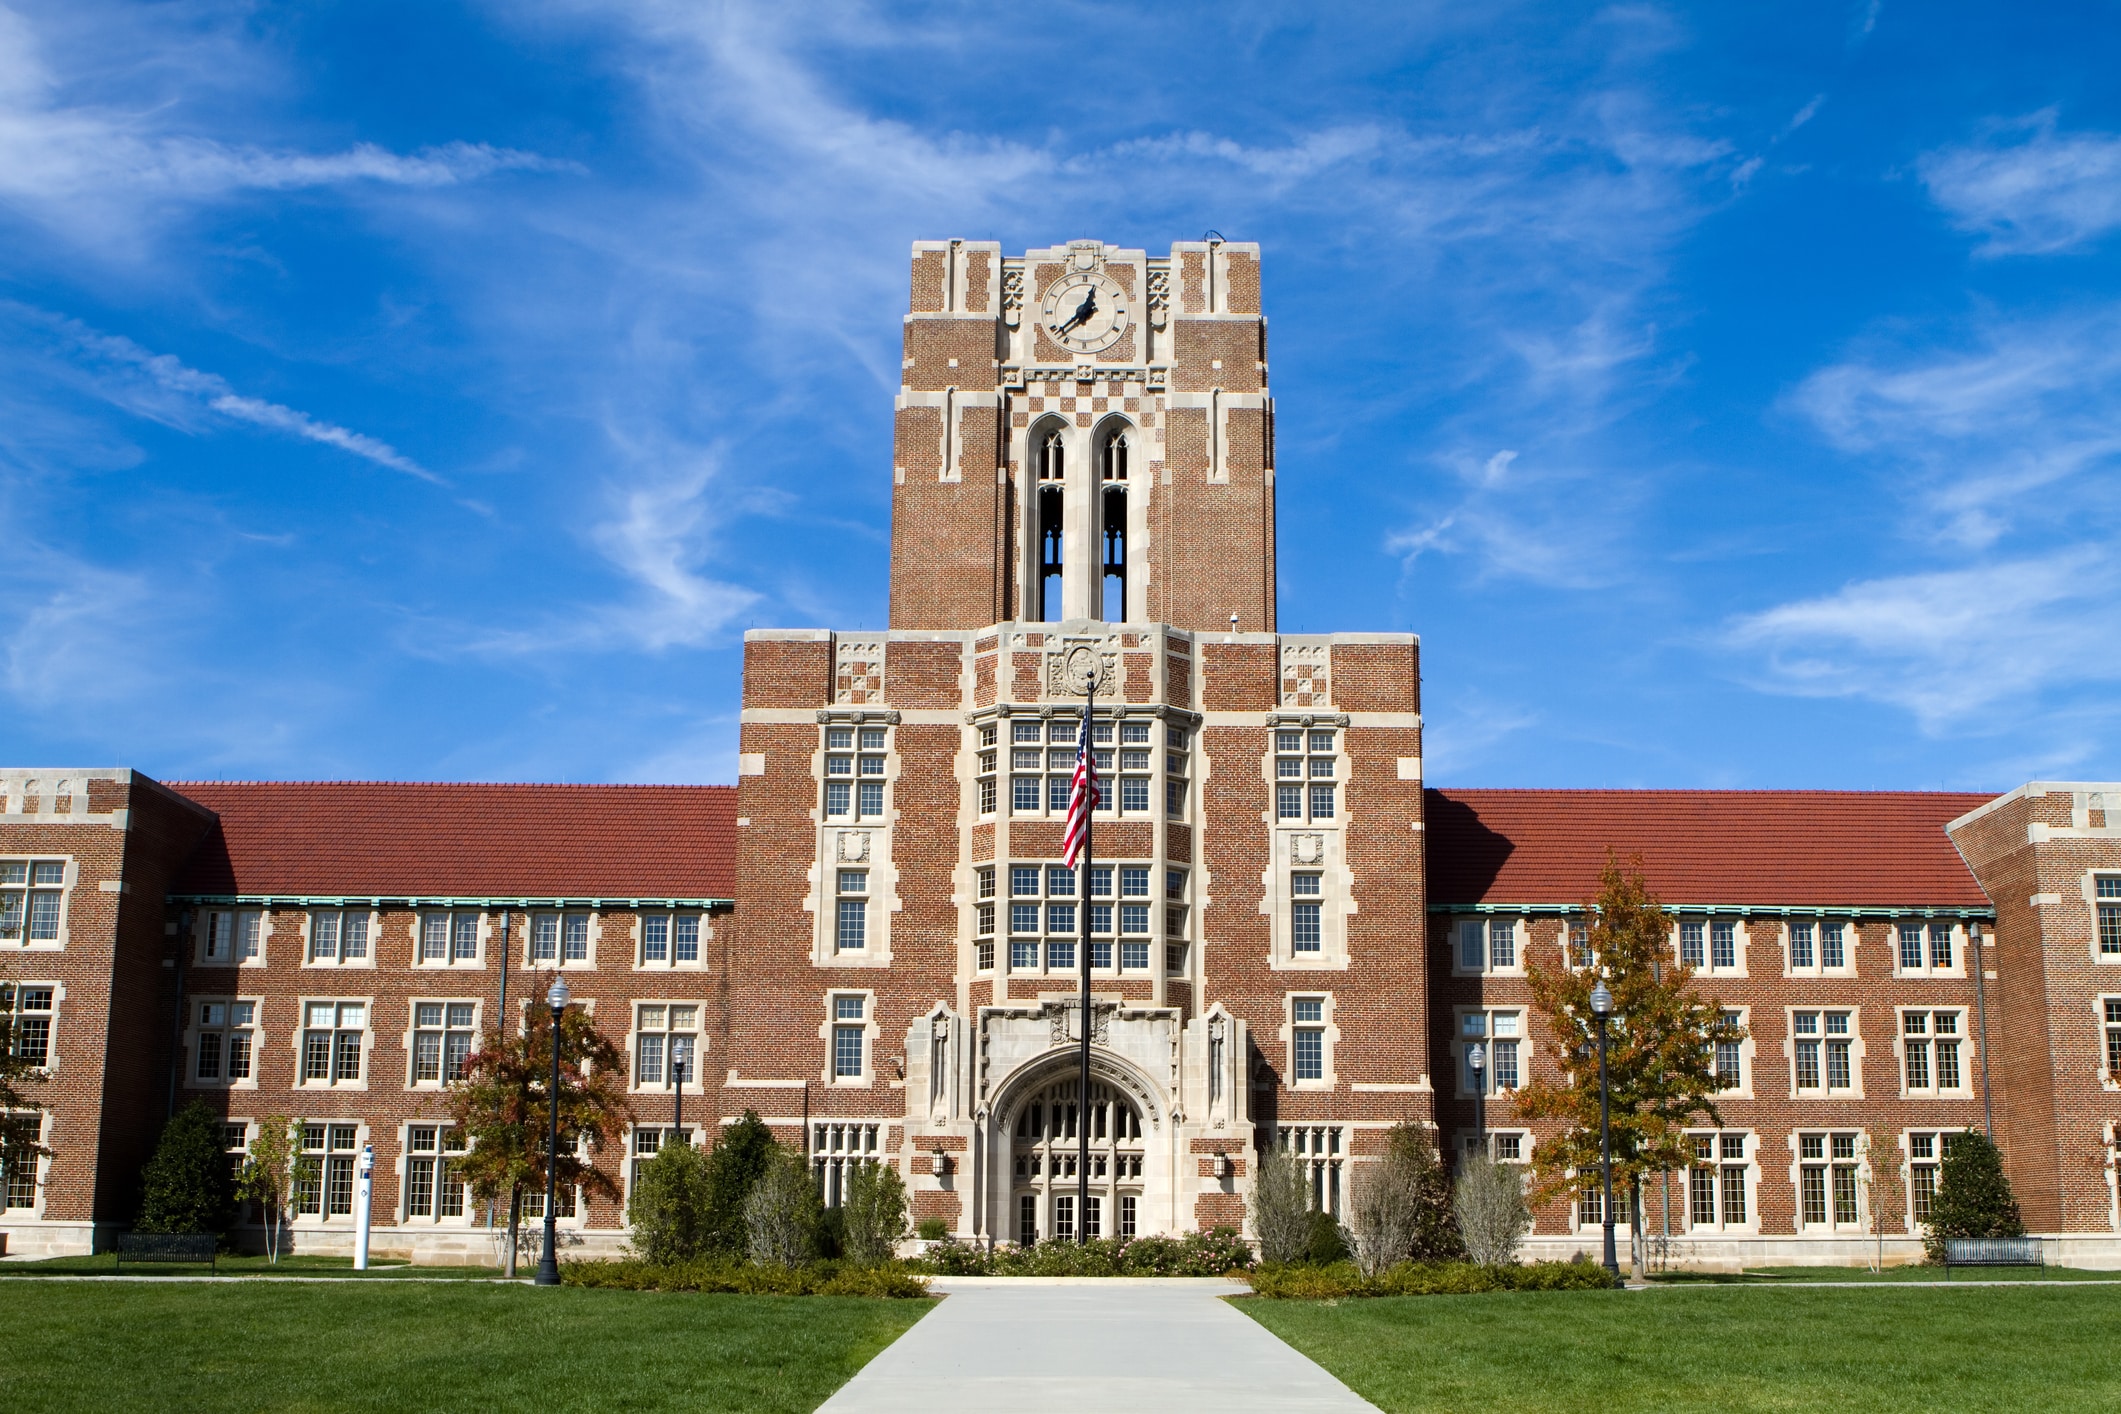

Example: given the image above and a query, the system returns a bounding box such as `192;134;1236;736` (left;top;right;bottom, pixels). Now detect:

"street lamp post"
1466;1042;1486;1164
1589;980;1619;1282
672;1055;686;1144
535;974;570;1287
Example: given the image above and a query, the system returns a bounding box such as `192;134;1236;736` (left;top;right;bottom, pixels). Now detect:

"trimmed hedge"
910;1228;1254;1277
560;1257;930;1298
1248;1258;1615;1299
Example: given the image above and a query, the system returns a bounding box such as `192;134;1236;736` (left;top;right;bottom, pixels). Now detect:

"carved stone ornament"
1046;999;1112;1047
1280;642;1331;708
835;639;886;705
1291;832;1324;866
1002;267;1024;328
836;831;870;863
1047;642;1117;698
1147;267;1170;329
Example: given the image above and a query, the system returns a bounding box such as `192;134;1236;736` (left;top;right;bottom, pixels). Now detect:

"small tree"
746;1148;820;1267
1922;1130;2025;1261
0;971;51;1211
1250;1144;1313;1264
235;1115;314;1263
1340;1122;1465;1274
1454;1155;1531;1266
841;1159;910;1265
1513;855;1744;1277
1387;1123;1466;1262
1863;1130;1902;1273
445;982;634;1276
702;1111;780;1256
626;1139;713;1265
1344;1157;1419;1278
137;1100;232;1235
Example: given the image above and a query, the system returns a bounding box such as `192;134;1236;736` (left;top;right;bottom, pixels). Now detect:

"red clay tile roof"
1426;789;1994;909
164;780;736;900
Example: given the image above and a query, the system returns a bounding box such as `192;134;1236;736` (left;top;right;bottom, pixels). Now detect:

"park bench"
1942;1236;2043;1277
113;1232;218;1272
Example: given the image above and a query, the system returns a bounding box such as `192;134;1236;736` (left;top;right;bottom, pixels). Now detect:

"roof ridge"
1426;786;1997;798
166;779;737;791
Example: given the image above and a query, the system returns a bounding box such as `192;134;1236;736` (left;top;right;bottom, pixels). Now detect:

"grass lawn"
1241;1285;2121;1413
0;1280;931;1412
1654;1263;2121;1284
1;1252;502;1279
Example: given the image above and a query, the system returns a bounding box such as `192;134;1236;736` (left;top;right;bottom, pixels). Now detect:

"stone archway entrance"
1004;1076;1148;1244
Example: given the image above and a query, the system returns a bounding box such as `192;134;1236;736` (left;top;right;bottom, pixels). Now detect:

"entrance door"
1009;1078;1145;1245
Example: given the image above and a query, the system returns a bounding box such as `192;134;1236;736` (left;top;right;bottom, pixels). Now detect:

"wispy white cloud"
1919;109;2121;255
1789;306;2121;546
1747;305;2121;734
8;305;440;482
460;439;759;657
1387;446;1648;590
1725;551;2121;731
0;4;564;252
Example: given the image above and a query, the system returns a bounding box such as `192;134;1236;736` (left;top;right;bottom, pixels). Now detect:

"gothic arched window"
1039;430;1066;482
1101;432;1129;482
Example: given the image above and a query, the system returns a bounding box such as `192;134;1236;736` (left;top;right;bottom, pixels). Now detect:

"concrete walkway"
819;1278;1374;1412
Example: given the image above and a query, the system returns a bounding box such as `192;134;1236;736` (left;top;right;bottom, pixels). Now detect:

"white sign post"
353;1142;374;1272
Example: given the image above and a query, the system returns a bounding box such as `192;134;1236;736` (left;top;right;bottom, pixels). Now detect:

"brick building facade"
2;241;2118;1266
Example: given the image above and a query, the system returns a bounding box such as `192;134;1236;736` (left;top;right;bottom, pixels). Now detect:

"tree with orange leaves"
445;979;634;1276
1512;855;1744;1277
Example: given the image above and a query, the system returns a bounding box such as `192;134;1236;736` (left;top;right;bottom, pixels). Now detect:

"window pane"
1294;1030;1324;1080
833;1026;863;1077
836;899;867;951
1458;920;1483;970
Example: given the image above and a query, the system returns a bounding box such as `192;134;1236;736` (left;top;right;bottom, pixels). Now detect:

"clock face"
1040;271;1131;355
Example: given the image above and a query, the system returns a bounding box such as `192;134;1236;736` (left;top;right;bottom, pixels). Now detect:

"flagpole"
1077;672;1093;1244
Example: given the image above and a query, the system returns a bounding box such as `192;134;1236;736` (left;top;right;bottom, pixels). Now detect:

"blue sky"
3;2;2118;790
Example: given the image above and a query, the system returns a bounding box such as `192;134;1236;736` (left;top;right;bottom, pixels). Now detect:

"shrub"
815;1205;847;1260
702;1112;779;1257
906;1228;1254;1277
1392;1125;1467;1262
1453;1154;1531;1266
1247;1257;1614;1299
1345;1162;1414;1278
1923;1130;2027;1261
136;1101;232;1236
842;1161;910;1264
1252;1146;1313;1264
745;1149;822;1267
560;1256;929;1298
915;1216;950;1241
1304;1209;1350;1265
626;1138;714;1264
1340;1122;1463;1274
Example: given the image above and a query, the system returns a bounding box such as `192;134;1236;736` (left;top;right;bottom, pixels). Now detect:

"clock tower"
888;239;1275;634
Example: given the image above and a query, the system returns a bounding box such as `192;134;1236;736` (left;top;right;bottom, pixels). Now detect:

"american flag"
1061;713;1100;869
